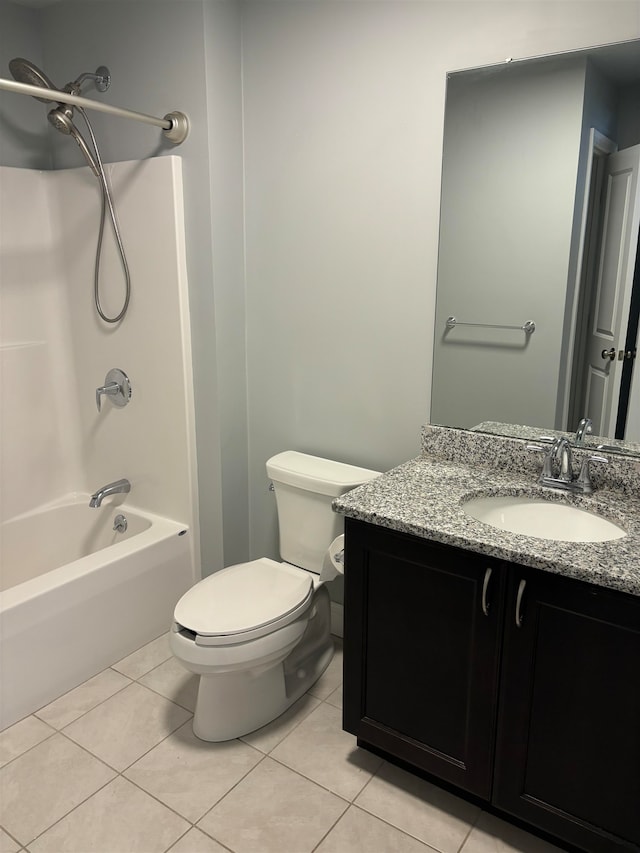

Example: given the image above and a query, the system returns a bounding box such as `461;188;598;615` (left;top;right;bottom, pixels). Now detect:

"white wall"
54;157;199;532
0;159;199;578
241;1;640;563
0;166;82;520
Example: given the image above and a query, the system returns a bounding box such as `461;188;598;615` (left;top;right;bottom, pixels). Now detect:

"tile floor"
0;635;564;853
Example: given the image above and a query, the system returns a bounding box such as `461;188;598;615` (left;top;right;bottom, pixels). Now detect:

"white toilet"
170;450;380;742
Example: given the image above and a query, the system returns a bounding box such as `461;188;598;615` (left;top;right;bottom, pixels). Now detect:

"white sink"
462;495;626;542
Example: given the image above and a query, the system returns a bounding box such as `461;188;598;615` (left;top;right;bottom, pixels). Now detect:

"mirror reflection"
431;40;640;454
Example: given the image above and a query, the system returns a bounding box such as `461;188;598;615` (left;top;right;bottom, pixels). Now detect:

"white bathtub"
0;497;195;729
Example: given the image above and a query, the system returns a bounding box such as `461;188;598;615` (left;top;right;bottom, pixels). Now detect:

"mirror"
431;39;640;456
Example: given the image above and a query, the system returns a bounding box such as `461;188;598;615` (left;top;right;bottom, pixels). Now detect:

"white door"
582;144;640;437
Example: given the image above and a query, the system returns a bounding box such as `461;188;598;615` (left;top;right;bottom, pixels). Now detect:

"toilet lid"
174;558;313;637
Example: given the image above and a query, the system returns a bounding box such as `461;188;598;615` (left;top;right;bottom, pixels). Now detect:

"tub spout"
89;478;130;508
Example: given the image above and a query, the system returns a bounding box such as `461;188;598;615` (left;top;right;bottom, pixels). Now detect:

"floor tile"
111;632;172;679
168;828;230;853
0;733;115;846
35;668;131;730
316;804;433;852
0;716;54;767
460;812;565;853
0;828;20;853
197;756;347;853
307;639;343;700
355;762;481;852
28;776;189;853
63;682;191;771
240;692;321;754
271;702;382;800
325;685;343;710
140;657;199;712
125;721;263;823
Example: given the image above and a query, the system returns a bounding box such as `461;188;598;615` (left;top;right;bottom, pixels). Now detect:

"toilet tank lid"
266;451;381;497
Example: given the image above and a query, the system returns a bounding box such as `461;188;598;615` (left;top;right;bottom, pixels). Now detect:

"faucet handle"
96;381;120;412
577;454;608;494
95;368;132;412
526;444;553;479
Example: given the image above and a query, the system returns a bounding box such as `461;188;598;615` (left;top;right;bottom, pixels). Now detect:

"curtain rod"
0;77;189;143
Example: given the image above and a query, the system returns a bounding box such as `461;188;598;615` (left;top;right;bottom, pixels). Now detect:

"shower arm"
0;77;189;143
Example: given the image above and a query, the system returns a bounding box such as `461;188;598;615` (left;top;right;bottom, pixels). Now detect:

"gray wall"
0;2;49;168
618;83;640;148
2;0;639;576
203;1;248;568
241;2;640;564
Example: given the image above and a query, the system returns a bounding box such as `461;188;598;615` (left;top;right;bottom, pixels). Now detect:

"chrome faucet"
527;438;607;494
551;437;573;482
574;417;592;446
89;478;131;508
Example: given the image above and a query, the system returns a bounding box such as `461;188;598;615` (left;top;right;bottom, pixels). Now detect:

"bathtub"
0;497;195;729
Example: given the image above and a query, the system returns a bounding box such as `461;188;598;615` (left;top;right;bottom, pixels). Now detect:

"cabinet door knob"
481;568;492;616
515;579;527;628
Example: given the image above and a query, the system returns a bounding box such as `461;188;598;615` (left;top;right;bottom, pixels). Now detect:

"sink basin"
462;495;626;542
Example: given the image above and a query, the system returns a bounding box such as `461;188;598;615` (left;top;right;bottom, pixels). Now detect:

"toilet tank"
266;451;381;574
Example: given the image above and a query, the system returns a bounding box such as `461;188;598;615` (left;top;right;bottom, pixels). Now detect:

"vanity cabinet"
343;518;640;853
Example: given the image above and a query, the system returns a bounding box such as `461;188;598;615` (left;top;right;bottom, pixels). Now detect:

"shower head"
9;57;110;102
9;57;57;103
48;106;100;177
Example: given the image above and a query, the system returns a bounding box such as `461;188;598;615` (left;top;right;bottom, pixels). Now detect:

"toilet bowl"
170;451;380;742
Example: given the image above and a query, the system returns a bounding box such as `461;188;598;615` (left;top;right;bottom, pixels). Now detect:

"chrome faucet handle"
576;454;608;494
96;381;120;412
526;444;555;480
95;368;132;412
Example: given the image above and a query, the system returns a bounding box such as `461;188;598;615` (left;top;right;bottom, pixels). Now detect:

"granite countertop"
333;452;640;597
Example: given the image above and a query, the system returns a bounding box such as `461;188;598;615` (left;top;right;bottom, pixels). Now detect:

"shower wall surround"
0;156;199;577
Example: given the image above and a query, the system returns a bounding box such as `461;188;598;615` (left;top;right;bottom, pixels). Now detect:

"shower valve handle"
96;382;120;411
96;368;132;412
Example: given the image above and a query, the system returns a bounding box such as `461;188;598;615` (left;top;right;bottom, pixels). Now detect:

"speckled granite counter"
334;428;640;597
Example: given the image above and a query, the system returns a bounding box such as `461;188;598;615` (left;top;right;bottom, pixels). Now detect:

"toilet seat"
174;558;314;647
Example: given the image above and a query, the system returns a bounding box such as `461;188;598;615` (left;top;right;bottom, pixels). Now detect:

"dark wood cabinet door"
343;518;504;798
493;566;640;853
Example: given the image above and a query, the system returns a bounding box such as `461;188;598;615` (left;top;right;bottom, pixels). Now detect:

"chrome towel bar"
446;316;536;334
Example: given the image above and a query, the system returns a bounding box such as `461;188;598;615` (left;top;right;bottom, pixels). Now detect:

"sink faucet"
89;478;131;508
527;439;607;494
574;417;592;446
551;436;573;482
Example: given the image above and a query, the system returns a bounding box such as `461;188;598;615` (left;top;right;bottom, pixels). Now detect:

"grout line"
309;801;351;853
45;676;134;733
130;673;197;714
192;751;271;828
239;692;323;754
265;750;358;805
20;771;116;850
0;722;57;770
